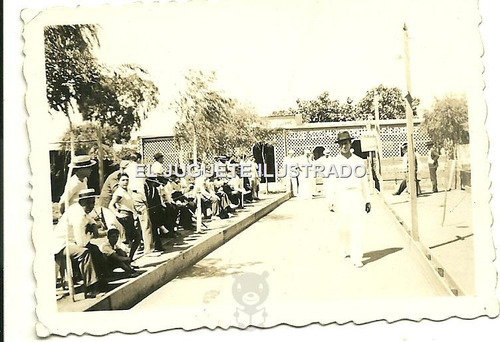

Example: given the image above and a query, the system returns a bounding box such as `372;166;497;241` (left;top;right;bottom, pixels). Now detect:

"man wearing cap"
53;189;106;298
59;155;96;215
427;142;440;193
98;158;131;209
331;131;371;268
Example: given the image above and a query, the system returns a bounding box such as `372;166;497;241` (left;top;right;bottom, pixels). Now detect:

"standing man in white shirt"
331;131;371;268
316;148;335;211
125;153;155;256
297;149;313;200
151;152;165;176
282;150;298;197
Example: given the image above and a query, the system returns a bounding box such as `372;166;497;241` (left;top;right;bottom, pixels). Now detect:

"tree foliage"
356;85;420;120
44;25;101;115
76;64;159;142
60;122;120;161
421;95;469;153
44;25;159;142
172;70;272;159
271;85;420;123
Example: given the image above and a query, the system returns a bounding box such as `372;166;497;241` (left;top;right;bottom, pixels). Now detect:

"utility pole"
64;118;76;301
403;23;419;241
97;126;104;191
193;111;202;234
373;92;383;192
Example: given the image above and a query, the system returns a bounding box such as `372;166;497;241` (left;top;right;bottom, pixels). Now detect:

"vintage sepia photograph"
18;0;499;336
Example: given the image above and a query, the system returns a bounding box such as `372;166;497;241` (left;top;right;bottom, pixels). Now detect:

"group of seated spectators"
54;152;262;299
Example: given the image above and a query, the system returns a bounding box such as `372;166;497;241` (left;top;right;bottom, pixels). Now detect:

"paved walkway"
381;182;474;295
131;195;450;328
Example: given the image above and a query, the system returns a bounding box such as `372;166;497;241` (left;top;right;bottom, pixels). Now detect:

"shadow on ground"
362;247;403;266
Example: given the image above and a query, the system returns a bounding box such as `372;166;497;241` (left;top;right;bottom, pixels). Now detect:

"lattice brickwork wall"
142;137;180;168
142;122;430;180
379;125;430;158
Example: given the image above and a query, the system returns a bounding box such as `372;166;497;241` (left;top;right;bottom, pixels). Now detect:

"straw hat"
68;155;96;168
77;188;99;201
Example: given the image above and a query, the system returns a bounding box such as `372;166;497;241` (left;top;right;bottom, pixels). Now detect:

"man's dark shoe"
84;290;98;299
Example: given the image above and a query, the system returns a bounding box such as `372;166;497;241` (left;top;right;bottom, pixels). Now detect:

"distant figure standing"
125;153;155;255
109;173;141;261
151;152;164;176
59;155;96;215
98;159;130;209
427;142;440;193
331;131;371;268
282;150;298;196
316;148;334;211
297;149;313;200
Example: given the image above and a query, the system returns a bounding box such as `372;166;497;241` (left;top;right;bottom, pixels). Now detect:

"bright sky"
50;0;479;140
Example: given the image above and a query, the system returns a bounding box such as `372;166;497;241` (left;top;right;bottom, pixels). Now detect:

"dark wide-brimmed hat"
77;188;99;201
68;155;96;169
335;131;353;143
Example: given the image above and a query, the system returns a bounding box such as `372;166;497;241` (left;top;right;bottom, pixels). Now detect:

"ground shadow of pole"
362;247;403;266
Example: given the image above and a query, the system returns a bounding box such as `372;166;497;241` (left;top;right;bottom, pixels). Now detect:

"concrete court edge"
85;192;292;311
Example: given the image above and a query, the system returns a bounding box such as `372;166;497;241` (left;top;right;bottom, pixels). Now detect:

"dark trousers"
395;174;421;195
117;215;141;259
429;165;438;192
85;242;108;279
178;202;195;229
57;244;99;289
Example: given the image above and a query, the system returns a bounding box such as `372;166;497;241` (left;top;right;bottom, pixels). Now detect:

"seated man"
173;177;196;230
212;176;234;219
53;189;106;299
195;175;219;219
393;144;421;196
100;228;138;276
227;173;247;208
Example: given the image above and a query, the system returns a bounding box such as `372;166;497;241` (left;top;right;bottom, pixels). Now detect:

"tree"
270;86;418;123
172;70;233;160
213;102;274;157
172;70;273;159
44;25;159;142
355;85;420;120
295;91;341;123
59;122;121;161
269;109;294;117
76;64;159;142
44;25;101;116
421;95;468;154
